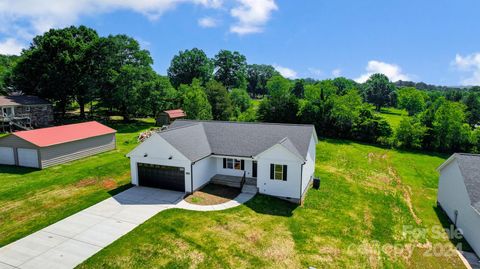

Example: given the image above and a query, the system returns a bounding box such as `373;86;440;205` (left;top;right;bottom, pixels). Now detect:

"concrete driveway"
0;187;184;269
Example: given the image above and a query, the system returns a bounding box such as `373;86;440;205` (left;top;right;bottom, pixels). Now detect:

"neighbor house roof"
159;120;317;162
12;121;116;147
0;95;51;106
438;153;480;213
163;109;186;119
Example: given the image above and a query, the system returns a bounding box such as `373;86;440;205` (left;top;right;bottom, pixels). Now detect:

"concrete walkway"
176;192;255;211
0;187;184;269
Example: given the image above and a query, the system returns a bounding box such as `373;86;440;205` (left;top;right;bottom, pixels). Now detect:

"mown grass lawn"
378;107;408;130
0;119;154;247
79;139;464;268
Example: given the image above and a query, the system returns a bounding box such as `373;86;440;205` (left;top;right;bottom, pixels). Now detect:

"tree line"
1;25;480;154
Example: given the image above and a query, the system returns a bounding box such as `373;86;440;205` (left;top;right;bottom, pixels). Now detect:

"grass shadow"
433;205;474;252
244;194;298;217
0;165;38;175
108;183;133;197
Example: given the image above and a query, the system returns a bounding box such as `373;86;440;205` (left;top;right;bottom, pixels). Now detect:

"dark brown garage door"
137;163;185;191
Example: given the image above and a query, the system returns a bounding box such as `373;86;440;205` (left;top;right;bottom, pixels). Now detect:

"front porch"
210;174;257;188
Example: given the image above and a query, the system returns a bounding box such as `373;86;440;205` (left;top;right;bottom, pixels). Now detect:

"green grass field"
79;139;464;268
378;107;408;130
0;119;154;246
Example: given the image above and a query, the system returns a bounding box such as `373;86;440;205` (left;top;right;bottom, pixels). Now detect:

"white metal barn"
437;153;480;256
0;121;116;169
127;120;317;203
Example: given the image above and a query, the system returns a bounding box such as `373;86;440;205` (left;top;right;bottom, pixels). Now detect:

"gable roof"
12;121;116;147
163;109;186;119
0;95;50;106
158;123;211;161
439;153;480;213
159;120;316;162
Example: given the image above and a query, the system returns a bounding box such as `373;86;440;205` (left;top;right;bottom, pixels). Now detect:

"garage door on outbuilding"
137;163;185;191
0;121;116;169
0;146;15;165
17;148;39;168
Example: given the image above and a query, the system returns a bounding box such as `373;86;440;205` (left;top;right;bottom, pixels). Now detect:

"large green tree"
90;34;153;117
246;64;279;97
214;50;247;90
0;55;19;94
204;80;233;120
179;79;212;120
230;88;251;113
258;76;298;123
12;26;99;117
433;100;471;152
395;117;427;149
397;87;426;116
140;75;178;117
112;65;154;121
462;92;480;127
363;73;395;111
167;48;213;88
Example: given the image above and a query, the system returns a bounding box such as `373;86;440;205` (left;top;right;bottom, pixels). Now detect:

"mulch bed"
185;184;241;205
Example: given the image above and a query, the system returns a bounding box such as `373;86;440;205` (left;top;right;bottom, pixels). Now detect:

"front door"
252;161;257;178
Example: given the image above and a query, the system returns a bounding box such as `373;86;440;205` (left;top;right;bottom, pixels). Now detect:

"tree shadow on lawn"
0;164;38;175
244;194;298;217
433;205;474;252
107;183;133;197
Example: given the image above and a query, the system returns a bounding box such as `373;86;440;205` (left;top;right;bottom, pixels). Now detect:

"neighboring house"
0;121;116;169
156;109;186;126
127;120;318;203
437;153;480;256
0;95;54;130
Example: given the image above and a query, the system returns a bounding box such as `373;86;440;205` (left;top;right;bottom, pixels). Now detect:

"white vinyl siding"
437;160;480;256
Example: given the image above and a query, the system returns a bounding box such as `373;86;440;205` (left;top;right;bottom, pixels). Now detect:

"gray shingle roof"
160;120;316;162
0;95;50;106
455;153;480;212
159;123;211;162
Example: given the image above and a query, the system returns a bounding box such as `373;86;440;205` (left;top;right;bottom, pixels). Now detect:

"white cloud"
274;64;297;79
453;53;480;86
198;16;218;28
230;0;277;35
308;68;323;78
0;38;25;55
332;68;341;77
355;60;410;83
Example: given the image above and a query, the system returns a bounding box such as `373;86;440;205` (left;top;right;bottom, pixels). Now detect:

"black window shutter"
241;160;245;170
223;158;226;168
270;164;274;179
283;165;288;181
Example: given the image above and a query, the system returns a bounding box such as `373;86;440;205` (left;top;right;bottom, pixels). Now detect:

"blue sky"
1;0;480;86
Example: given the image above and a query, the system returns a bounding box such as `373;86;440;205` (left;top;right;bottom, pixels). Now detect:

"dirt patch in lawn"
185;184;240;205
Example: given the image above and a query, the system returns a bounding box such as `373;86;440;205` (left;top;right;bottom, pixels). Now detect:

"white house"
437;153;480;255
127;120;318;203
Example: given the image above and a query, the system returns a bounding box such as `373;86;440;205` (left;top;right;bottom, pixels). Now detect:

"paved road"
0;187;184;269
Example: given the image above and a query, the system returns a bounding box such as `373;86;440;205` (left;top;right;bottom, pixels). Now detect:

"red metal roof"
13;121;116;147
164;109;186;119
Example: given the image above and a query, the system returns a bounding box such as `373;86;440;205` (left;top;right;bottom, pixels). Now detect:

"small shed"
156;109;186;126
0;121;116;169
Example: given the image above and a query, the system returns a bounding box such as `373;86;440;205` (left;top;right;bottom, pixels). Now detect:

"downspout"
191;163;194;193
299;162;304;201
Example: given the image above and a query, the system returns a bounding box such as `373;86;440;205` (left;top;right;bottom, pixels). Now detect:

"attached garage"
137;163;185;191
0;121;116;169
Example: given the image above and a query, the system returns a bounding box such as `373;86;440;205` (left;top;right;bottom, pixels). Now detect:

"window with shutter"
271;164;286;181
